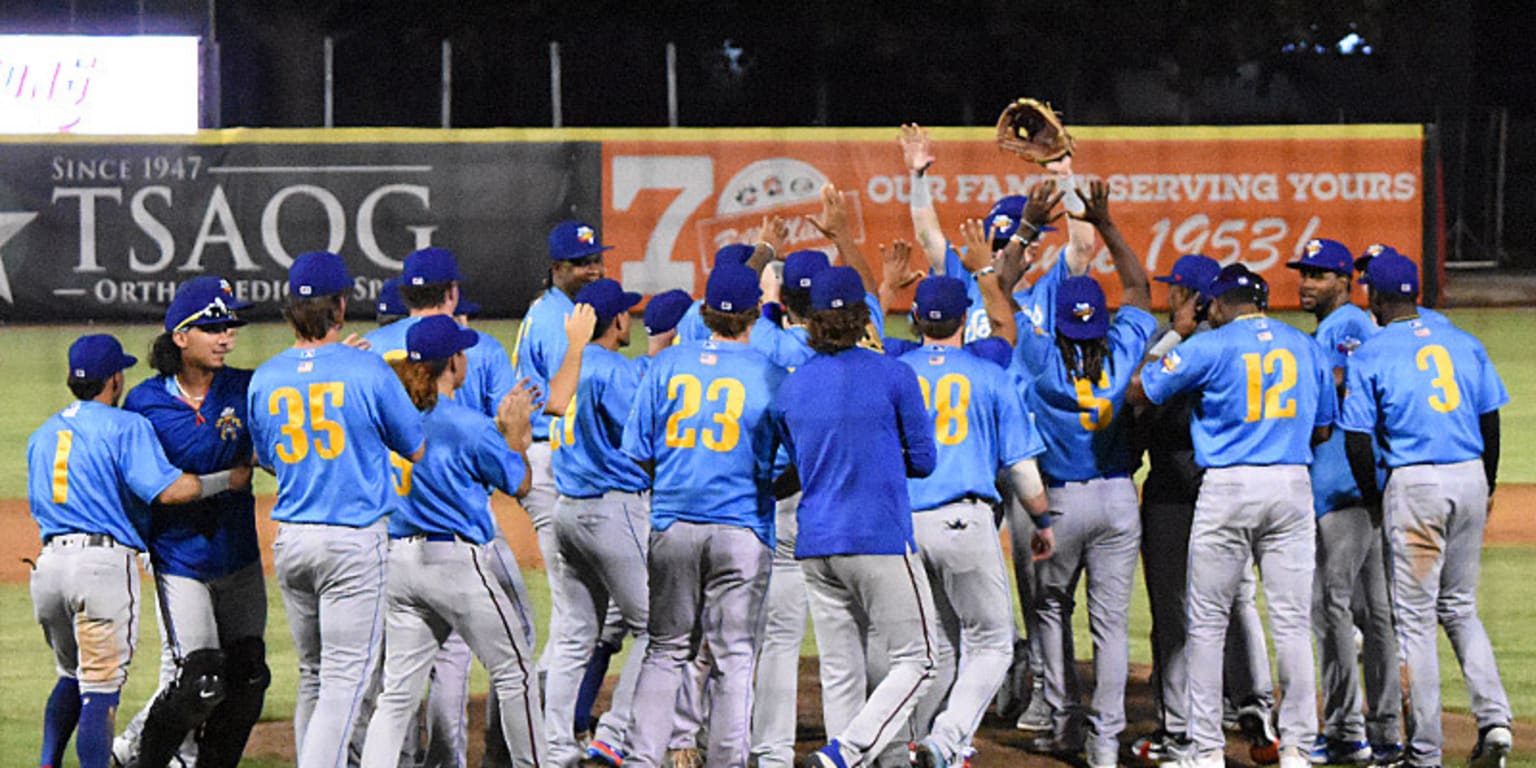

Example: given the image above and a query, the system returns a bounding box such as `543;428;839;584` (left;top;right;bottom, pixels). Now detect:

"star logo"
0;211;40;304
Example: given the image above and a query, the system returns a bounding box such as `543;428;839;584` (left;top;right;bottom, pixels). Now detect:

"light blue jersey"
392;398;527;544
27;401;182;550
1011;256;1072;379
942;245;991;343
899;343;1044;510
1018;306;1158;482
1142;315;1335;468
622;340;786;547
676;299;709;342
1339;316;1507;467
550;345;650;498
512;286;576;440
1309;303;1379;515
365;316;515;419
249;344;424;526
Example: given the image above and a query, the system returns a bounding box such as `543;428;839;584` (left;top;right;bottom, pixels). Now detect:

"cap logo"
991;214;1013;233
830;298;845;308
298;285;313;296
409;351;421;360
219;279;233;294
721;300;734;311
927;309;942;319
797;277;811;288
410;277;425;285
1367;244;1385;256
1400;282;1412;292
576;225;595;244
1305;240;1322;256
73;368;85;377
1073;301;1095;322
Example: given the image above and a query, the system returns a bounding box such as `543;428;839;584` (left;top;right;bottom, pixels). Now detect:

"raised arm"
543;303;597;416
877;240;925;316
958;218;1017;347
1075;179;1151;311
810;183;878;294
1044;157;1096;276
747;215;789;274
899;124;947;271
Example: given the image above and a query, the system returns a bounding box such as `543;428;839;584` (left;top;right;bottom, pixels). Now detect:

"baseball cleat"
1279;746;1309;768
1131;730;1176;764
1166;749;1223;768
1470;725;1512;768
583;739;626;768
1236;702;1281;765
1368;742;1404;766
1014;692;1053;732
1308;737;1372;765
911;738;946;768
803;740;849;768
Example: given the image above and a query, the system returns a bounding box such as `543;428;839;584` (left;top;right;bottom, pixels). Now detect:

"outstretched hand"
898;123;935;175
1073;178;1113;227
958;218;1000;273
1023;179;1066;230
809;183;850;240
759;215;789;258
880;240;924;293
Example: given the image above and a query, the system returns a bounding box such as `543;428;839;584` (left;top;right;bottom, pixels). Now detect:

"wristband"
973;265;997;277
1147;330;1184;360
1031;510;1056;529
910;173;933;209
196;470;231;499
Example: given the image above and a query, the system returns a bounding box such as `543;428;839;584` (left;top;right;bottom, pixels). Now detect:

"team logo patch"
1305;239;1323;256
1161;351;1181;373
1366;243;1386;256
699;352;717;365
576;225;596;244
215;407;242;441
1073;302;1095;322
1336;336;1362;355
991;214;1013;234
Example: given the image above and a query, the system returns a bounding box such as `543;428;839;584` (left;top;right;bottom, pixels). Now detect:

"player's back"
27;401;182;550
248;343;423;526
395;398;524;544
550;345;650;498
511;287;574;439
1343;317;1505;467
366;315;512;418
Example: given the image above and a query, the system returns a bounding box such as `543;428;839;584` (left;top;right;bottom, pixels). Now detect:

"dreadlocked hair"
1056;334;1113;384
390;357;449;411
807;302;872;354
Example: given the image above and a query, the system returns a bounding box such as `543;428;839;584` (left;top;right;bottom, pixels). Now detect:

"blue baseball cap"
1286;238;1353;276
454;296;480;317
707;264;762;312
643;290;693;335
289;251;351;297
403;247;464;286
913;276;971;321
1360;252;1419;297
713;244;755;268
783;250;831;291
406;315;479;362
1205;263;1269;301
376;277;408;316
1355;243;1402;273
575;278;643;324
1055;277;1110;340
165;276;251;332
69;334;137;380
548;220;613;262
811;266;864;311
1154;254;1220;292
984;195;1057;243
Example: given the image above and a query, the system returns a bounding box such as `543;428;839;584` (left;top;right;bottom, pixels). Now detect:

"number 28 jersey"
248;343;424;527
1141;315;1334;469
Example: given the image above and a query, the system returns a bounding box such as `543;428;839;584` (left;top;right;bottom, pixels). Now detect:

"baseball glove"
995;97;1075;164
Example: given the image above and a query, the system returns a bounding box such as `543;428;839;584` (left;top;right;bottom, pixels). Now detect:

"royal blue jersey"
772;348;936;558
1141;315;1334;468
1309;304;1379;515
511;286;577;440
942;245;992;343
550;345;650;498
123;370;260;578
1339;316;1507;467
249;344;424;527
899;343;1044;510
622;340;786;546
366;316;515;418
28;401;182;550
1018;306;1158;481
884;336;1012;369
392;398;527;544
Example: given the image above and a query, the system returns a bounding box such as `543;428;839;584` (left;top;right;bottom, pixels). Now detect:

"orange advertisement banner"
601;126;1424;311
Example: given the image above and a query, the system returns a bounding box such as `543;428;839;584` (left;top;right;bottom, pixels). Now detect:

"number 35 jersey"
622;340;786;548
1339;316;1507;468
1142;315;1334;469
248;343;424;527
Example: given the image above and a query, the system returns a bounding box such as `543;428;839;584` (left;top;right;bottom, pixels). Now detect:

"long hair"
149;332;183;377
1056;334;1112;384
807;303;871;354
283;294;344;341
701;305;756;338
389;358;449;411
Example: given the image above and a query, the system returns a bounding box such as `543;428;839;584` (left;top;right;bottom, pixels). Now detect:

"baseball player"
1138;263;1334;768
1283;239;1403;765
539;277;652;768
897;269;1055;768
358;315;546;767
247;251;426;768
1340;252;1512;768
1011;181;1156;767
771;265;939;768
609;263;785;768
108;277;269;768
28;334;250;768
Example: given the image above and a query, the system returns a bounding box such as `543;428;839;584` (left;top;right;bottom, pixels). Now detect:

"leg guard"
196;637;270;768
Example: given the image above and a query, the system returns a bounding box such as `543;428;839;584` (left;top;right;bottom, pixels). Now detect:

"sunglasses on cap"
172;298;240;333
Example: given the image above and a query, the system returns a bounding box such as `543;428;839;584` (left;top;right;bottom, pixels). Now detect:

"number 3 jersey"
1142;315;1334;469
622;340;787;547
1339;316;1507;467
248;343;424;527
549;344;649;498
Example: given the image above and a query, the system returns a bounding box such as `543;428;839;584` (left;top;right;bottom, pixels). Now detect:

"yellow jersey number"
664;374;747;452
917;373;971;446
267;382;347;463
390;453;413;496
1074;371;1114;432
51;430;73;503
1241;349;1298;422
549;396;578;449
1416;344;1462;413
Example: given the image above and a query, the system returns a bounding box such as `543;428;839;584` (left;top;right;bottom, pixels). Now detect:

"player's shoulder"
123;374;169;410
431;396;490;437
471;329;508;355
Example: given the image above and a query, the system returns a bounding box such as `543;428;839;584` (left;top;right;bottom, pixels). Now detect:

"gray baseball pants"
1185;465;1316;756
1004;490;1051;683
668;642;715;751
117;572;198;768
1386;461;1511;766
803;547;939;768
625;522;772;768
546;492;652;767
360;537;546;768
1035;478;1141;765
1313;505;1402;744
273;520;389;768
31;535;141;693
909;500;1013;763
750;496;808;768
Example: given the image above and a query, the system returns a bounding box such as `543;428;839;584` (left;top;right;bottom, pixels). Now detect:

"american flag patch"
700;353;717;365
1257;331;1272;342
928;355;945;366
298;362;313;373
1415;328;1431;337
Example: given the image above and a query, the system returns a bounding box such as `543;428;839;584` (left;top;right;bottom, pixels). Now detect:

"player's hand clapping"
497;380;536;453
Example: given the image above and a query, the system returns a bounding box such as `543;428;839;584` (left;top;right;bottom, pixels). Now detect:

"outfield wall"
0;125;1431;322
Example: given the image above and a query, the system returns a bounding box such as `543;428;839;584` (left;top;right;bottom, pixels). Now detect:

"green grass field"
2;307;1535;765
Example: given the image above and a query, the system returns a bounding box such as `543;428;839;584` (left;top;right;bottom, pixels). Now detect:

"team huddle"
25;125;1511;768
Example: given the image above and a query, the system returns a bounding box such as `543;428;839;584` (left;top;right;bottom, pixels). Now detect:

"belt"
923;493;993;511
562;489;648;501
1045;472;1129;489
45;533;121;548
392;533;459;543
